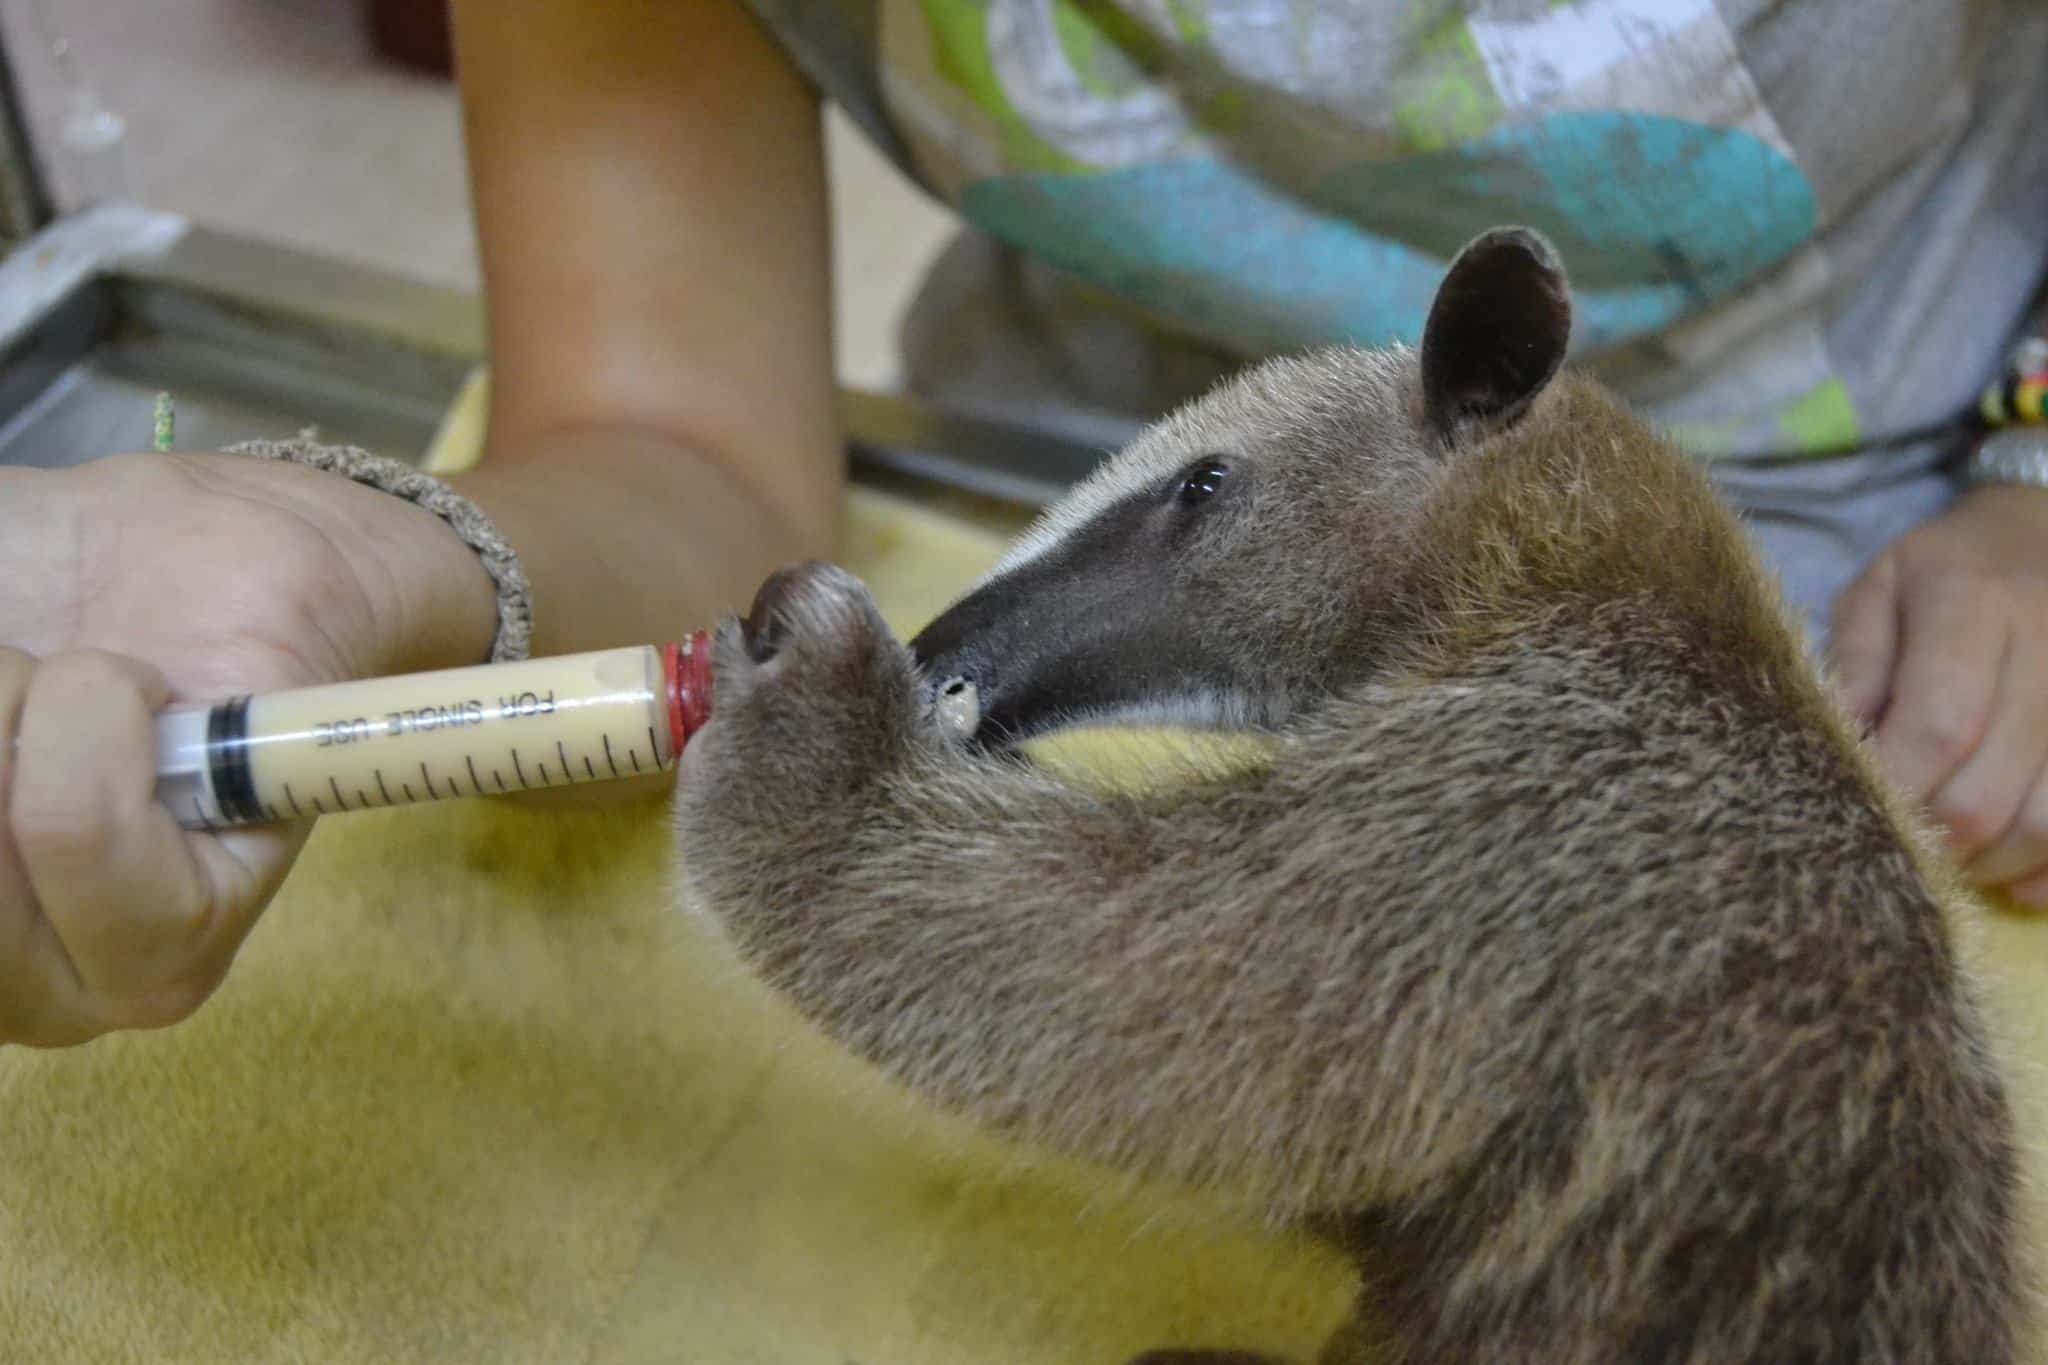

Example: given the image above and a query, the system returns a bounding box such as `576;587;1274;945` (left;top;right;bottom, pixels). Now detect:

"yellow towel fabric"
0;484;1353;1364
6;473;2048;1363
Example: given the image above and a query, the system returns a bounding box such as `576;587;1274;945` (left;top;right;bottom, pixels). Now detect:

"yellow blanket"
6;450;2048;1362
0;483;1357;1363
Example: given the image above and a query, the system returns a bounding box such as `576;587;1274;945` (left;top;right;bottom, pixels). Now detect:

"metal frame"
0;204;1104;501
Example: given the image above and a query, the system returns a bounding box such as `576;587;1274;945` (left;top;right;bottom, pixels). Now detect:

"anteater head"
911;226;1575;749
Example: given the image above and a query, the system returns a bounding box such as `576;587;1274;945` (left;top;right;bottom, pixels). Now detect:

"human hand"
1830;484;2048;905
0;451;494;1045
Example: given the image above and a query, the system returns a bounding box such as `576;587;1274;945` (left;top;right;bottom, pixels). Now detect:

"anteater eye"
1178;459;1229;504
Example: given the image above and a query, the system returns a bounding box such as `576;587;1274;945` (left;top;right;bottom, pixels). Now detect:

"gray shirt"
749;0;2048;643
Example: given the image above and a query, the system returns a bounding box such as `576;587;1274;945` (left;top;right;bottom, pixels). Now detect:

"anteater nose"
934;675;982;741
910;580;1029;747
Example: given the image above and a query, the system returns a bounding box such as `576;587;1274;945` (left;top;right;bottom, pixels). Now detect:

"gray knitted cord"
226;437;534;665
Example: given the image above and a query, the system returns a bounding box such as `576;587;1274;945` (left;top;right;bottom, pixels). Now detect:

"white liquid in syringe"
154;637;711;829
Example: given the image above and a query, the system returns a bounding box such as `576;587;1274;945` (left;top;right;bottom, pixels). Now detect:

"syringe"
151;635;714;829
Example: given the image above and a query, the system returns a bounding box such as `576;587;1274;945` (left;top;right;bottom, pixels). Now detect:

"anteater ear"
1419;227;1572;447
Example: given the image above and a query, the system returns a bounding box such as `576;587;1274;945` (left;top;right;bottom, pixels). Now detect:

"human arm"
0;0;842;1044
443;0;843;659
0;450;498;1045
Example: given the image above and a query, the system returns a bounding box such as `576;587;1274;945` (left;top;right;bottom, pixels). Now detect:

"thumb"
1828;549;1901;728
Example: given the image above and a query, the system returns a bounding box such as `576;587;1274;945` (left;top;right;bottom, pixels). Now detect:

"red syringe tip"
662;631;715;758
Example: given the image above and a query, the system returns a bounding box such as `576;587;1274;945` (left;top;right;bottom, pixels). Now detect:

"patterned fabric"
750;0;2048;460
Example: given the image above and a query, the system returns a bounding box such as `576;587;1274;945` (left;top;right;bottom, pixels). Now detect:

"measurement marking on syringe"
159;641;699;830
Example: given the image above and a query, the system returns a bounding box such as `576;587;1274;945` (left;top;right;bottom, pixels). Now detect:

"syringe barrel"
155;635;712;829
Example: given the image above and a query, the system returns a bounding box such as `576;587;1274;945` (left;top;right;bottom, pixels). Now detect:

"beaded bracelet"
1977;335;2048;430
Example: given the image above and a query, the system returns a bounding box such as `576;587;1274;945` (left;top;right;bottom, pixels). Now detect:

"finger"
0;647;36;891
1971;769;2048;899
1828;551;1901;727
0;646;92;1044
1928;625;2048;868
10;650;221;1029
1868;568;2008;804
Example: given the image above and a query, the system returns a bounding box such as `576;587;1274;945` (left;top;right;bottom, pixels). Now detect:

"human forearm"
450;423;842;660
445;0;842;662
